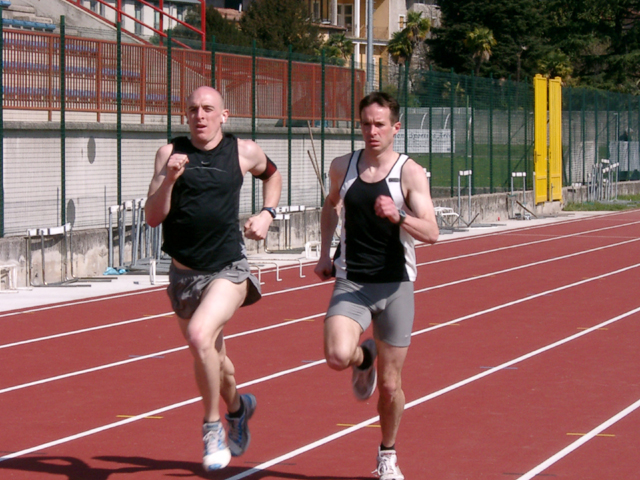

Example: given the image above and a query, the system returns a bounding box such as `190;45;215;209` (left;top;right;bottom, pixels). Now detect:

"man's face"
360;103;400;154
186;87;229;148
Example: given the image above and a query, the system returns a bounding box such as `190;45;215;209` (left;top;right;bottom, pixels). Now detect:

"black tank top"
162;134;245;272
333;151;414;283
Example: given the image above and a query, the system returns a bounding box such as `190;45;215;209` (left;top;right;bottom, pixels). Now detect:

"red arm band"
254;157;278;180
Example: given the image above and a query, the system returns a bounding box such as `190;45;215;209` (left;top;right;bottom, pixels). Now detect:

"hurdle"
457;170;478;226
509;172;528;219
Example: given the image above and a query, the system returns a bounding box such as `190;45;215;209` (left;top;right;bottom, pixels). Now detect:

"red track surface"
1;211;639;479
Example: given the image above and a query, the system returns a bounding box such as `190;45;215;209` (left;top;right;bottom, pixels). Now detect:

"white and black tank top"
333;150;417;283
162;134;245;272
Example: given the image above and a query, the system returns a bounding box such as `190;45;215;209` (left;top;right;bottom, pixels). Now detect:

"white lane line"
417;220;640;267
3;269;639;461
224;305;640;480
0;312;175;350
0;313;325;394
516;397;640;480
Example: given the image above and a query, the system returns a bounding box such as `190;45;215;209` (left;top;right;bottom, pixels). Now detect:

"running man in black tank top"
315;92;439;480
145;87;282;472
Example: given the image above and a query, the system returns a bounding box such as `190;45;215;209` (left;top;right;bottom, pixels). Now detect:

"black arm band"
254;156;278;180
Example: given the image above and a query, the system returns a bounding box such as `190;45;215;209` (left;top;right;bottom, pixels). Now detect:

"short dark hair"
359;91;400;124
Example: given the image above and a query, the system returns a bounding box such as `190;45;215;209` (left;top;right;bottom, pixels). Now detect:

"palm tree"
386;11;431;67
320;33;354;66
537;49;573;80
464;26;497;76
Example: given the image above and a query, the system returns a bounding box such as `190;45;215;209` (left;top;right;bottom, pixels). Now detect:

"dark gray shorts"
167;258;261;320
326;277;414;347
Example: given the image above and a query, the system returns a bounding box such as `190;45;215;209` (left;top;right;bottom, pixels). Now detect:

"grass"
564;194;640;211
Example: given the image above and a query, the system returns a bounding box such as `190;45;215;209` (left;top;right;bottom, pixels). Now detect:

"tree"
161;6;251;48
464;26;497;75
386;11;431;67
319;33;354;65
537;49;573;80
428;0;549;78
239;0;322;55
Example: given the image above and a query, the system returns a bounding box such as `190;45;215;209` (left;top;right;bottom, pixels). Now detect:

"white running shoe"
375;448;405;480
352;338;377;400
202;421;231;471
226;393;257;457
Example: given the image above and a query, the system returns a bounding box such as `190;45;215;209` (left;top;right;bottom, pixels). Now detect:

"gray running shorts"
167;258;261;319
326;277;415;347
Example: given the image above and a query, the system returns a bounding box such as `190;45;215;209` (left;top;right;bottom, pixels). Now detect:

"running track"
1;211;639;479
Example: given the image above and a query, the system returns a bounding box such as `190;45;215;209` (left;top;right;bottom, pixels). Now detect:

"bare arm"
145;143;189;228
314;154;349;280
238;139;283;240
374;159;439;244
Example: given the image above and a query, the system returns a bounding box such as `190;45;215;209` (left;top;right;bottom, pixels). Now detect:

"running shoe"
202;420;231;470
225;393;257;457
375;448;405;480
352;338;377;400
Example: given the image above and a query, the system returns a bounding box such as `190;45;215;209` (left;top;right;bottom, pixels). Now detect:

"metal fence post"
117;22;122;206
287;44;292;206
167;30;172;142
449;69;454;197
351;54;355;151
251;39;257;213
60;15;66;226
210;35;216;89
321;48;326;205
0;6;3;237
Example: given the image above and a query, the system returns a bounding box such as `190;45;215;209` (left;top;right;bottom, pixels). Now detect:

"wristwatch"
261;207;277;218
397;209;407;225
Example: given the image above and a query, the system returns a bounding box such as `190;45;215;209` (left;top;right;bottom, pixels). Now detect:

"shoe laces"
375;452;398;476
203;425;225;453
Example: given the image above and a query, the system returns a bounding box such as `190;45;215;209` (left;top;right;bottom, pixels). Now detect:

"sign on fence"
394;129;454;153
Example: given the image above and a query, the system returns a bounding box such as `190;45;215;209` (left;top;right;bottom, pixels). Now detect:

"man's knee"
325;342;353;371
378;374;402;404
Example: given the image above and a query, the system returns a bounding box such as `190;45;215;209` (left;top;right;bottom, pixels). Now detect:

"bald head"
187;86;225;110
186;86;229;150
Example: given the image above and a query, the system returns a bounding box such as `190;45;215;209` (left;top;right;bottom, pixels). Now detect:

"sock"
227;396;245;418
357;343;373;371
203;419;221;430
380;443;396;452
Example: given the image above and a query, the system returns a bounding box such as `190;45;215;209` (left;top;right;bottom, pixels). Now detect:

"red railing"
62;0;206;50
2;30;365;125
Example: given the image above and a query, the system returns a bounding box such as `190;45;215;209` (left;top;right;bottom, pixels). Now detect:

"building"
307;0;440;68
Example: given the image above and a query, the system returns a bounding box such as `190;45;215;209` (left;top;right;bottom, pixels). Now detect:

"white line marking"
516;397;640;480
417;220;640;268
3;269;639;463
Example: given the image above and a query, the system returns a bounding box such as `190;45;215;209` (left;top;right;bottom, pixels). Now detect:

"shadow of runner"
0;455;373;480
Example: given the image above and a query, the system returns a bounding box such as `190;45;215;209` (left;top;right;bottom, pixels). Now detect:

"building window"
135;2;143;35
399;15;405;29
312;1;320;21
338;3;352;28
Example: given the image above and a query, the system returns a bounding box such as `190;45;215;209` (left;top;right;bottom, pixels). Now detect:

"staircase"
1;1;56;32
